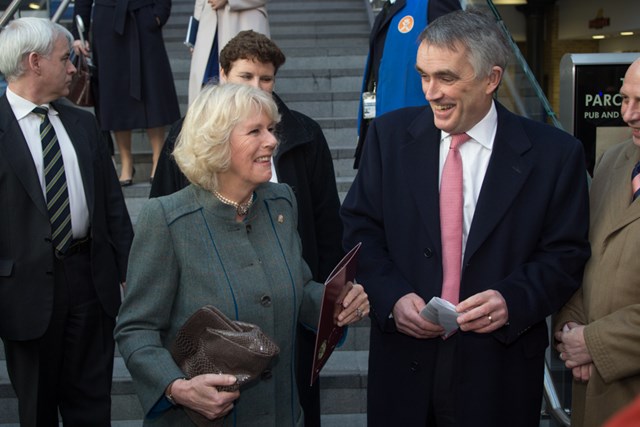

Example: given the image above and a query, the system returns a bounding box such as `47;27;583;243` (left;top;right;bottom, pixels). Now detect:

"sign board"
560;52;640;174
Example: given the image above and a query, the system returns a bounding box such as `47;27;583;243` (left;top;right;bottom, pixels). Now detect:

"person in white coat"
188;0;270;105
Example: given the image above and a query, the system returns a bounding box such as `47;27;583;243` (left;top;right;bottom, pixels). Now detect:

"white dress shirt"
439;101;498;259
7;89;90;239
270;159;279;183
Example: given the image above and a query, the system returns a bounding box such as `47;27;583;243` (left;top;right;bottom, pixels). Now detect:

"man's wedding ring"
356;307;364;318
488;314;493;323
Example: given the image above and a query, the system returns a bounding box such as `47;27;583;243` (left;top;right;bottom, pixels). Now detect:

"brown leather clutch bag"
66;53;93;107
170;305;279;426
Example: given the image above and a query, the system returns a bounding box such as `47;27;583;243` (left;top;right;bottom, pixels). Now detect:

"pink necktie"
440;133;470;305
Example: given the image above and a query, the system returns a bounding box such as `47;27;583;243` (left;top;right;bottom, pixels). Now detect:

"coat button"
261;369;272;380
410;361;420;372
423;248;433;258
260;295;272;307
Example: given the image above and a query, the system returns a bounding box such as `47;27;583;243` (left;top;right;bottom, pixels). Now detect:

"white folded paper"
419;296;460;337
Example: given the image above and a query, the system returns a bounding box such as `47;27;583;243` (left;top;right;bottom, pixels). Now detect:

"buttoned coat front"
554;139;640;427
341;102;591;427
115;183;323;426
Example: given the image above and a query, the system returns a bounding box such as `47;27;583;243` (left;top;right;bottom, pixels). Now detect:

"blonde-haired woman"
115;84;369;426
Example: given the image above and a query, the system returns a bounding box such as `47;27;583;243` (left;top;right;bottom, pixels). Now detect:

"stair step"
163;22;370;40
0;414;366;427
0;348;369;423
279;46;368;59
271;22;370;33
273;35;368;49
268;1;364;12
268;7;367;27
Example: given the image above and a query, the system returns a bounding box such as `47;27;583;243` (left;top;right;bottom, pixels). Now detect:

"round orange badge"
398;15;415;34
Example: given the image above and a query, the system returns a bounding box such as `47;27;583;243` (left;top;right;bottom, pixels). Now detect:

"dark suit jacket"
0;94;134;341
341;102;590;426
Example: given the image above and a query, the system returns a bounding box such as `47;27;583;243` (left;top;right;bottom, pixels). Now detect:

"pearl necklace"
213;190;254;216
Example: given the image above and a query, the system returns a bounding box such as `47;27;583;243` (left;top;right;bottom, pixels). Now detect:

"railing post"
0;0;26;28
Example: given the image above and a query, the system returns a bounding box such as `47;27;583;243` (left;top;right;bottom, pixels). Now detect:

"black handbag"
66;52;94;107
170;305;280;426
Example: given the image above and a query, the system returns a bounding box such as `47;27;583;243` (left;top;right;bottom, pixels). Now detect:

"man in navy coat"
341;8;590;427
0;18;133;425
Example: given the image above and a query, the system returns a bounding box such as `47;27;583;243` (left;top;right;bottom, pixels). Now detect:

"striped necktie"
33;106;73;254
440;133;470;305
633;161;640;202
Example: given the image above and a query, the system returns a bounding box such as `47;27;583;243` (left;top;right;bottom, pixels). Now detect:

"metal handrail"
485;0;563;130
502;70;531;118
1;0;73;28
544;360;571;426
50;0;72;23
0;0;25;28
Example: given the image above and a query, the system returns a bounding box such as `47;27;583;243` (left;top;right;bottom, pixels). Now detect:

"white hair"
0;17;73;81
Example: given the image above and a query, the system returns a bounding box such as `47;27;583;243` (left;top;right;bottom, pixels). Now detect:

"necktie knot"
33;106;49;120
450;133;470;150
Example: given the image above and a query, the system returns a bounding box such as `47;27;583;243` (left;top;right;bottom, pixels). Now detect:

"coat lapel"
603;141;640;235
464;104;533;264
400;108;443;250
0;95;48;218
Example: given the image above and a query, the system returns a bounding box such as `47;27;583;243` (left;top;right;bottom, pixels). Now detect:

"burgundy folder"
310;242;362;385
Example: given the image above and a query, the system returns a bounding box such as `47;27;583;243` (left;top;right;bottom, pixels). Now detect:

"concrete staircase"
123;0;368;201
0;324;370;425
269;0;368;202
0;0;371;425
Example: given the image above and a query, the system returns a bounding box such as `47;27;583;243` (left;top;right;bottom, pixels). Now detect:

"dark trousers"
427;334;459;427
297;327;321;427
2;248;115;427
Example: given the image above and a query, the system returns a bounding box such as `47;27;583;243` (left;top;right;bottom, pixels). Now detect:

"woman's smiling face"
223;108;278;191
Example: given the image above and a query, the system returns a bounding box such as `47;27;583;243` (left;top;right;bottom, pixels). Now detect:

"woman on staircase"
115;83;369;426
73;0;181;185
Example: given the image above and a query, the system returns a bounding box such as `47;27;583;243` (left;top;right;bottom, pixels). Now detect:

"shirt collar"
441;101;498;150
6;88;58;120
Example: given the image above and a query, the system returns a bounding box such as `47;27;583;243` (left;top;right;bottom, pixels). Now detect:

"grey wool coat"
115;183;324;426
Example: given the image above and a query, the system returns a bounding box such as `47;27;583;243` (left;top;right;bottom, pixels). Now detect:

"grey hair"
0;17;73;82
419;6;511;81
173;83;281;193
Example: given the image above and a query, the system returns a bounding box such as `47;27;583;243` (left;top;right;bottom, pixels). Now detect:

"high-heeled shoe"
120;167;136;187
